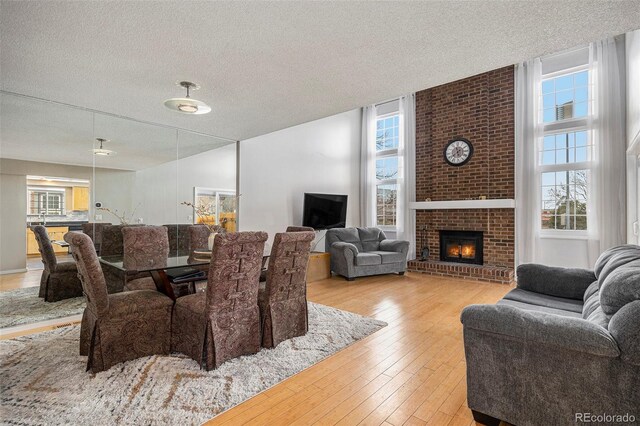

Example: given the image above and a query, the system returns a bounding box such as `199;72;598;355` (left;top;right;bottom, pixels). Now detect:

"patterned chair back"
101;224;144;256
122;226;169;270
188;224;227;253
64;232;109;317
188;225;210;252
30;225;57;272
285;226;315;233
100;225;125;256
81;223;112;252
205;231;268;314
265;231;315;303
164;224;191;257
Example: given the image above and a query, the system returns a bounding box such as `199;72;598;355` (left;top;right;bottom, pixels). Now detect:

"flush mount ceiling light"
164;81;211;115
92;138;116;156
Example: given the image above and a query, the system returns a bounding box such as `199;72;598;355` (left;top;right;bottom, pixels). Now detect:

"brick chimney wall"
414;66;515;268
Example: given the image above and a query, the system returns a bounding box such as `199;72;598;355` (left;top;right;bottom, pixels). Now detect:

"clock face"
444;138;473;166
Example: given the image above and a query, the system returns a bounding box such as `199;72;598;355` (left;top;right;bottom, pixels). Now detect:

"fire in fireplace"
439;230;483;265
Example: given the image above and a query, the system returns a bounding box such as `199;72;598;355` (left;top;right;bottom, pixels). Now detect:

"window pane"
574;102;588;117
574;71;588;87
375;114;399;151
539;131;591;166
540;70;590;123
376;184;397;226
540;170;588;230
575;87;588;102
376;157;398;180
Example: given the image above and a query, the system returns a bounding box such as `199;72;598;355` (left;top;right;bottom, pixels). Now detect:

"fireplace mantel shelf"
410;199;515;210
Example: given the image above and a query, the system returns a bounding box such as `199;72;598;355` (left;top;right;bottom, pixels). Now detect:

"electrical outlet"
95;214;103;221
137;218;144;224
187;215;193;221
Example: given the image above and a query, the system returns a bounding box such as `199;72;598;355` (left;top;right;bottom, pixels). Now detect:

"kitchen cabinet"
26;226;69;255
72;187;89;211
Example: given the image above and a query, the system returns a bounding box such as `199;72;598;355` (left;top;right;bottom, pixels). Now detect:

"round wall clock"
444;138;473;166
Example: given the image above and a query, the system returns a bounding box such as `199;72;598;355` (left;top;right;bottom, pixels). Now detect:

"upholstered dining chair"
30;225;83;302
188;224;226;252
172;231;268;370
99;224;126;257
164;224;191;257
259;226;315;282
285;226;315;233
64;232;173;373
121;226;169;292
259;230;314;348
81;222;112;255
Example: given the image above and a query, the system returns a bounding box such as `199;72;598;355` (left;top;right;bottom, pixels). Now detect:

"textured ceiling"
0;93;232;171
1;1;639;141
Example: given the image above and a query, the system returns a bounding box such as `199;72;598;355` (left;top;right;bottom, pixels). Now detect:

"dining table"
99;249;270;301
99;253;207;300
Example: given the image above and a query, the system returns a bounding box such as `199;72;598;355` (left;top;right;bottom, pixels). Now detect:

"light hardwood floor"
205;273;511;425
1;270;511;425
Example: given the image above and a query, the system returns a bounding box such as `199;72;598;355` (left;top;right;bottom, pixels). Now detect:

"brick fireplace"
408;66;515;284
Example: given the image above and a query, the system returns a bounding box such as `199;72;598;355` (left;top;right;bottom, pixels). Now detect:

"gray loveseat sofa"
325;227;409;280
461;244;640;426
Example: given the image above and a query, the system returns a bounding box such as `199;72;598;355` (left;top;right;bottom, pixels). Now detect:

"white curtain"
360;105;377;227
587;37;627;264
515;59;542;266
397;94;416;260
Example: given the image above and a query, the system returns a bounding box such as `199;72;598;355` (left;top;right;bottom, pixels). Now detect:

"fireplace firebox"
439;230;483;265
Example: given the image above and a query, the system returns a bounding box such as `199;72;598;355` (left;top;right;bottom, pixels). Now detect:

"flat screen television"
302;193;348;230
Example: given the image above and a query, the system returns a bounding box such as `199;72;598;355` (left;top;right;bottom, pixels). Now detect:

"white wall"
0;173;27;272
239;109;362;249
134;143;237;225
626;30;640;244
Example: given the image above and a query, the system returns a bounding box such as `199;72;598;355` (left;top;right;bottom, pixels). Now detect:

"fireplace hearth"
439;230;483;265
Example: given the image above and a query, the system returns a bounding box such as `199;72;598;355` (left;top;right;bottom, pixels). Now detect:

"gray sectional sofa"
461;244;640;426
325;227;409;280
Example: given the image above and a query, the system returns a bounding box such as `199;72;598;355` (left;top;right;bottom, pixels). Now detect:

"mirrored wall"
0;91;237;274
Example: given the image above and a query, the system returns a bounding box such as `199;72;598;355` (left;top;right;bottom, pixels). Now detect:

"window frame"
537;63;591;238
374;111;400;230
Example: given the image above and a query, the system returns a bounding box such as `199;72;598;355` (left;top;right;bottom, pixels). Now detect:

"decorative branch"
97;205;140;225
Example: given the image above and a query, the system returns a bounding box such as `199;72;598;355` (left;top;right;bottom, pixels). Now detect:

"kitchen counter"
27;221;88;229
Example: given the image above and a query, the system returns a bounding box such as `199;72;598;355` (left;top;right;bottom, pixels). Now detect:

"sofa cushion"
355;252;382;266
358;227;385;252
583;280;600;302
594;244;640;283
503;288;583;314
497;299;582;319
599;259;640;315
516;264;596;300
327;228;363;252
582;289;611;328
368;250;406;264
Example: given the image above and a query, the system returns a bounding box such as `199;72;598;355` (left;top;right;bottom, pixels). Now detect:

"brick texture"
412;65;515;276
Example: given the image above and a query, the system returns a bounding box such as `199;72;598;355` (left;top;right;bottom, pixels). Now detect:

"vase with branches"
181;195;239;249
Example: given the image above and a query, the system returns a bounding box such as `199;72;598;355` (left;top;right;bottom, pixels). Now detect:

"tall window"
375;113;399;227
538;56;592;232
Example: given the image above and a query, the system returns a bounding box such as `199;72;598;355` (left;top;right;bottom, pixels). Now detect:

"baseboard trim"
0;268;28;275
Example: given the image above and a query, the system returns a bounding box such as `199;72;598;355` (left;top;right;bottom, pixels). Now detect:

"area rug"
0;302;386;425
0;287;85;329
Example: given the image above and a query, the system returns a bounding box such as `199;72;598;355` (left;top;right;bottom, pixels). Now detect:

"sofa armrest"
461;304;620;358
379;239;409;254
330;242;359;257
609;301;640;366
516;264;596;300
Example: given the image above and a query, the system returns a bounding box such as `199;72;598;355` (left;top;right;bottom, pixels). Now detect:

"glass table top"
98;253;210;272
